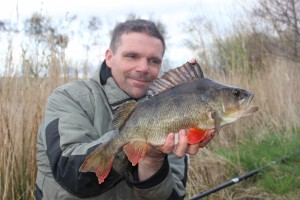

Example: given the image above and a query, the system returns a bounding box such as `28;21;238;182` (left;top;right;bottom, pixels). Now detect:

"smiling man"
36;19;215;200
106;31;163;99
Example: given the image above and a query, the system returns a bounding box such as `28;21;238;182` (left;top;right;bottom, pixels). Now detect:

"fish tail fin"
123;141;148;166
79;145;114;184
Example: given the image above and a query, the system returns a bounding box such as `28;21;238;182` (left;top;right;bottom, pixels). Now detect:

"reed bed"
0;51;299;199
0;53;71;199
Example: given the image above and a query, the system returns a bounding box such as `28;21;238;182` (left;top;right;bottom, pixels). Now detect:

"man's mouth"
132;78;149;83
126;74;153;86
129;78;150;87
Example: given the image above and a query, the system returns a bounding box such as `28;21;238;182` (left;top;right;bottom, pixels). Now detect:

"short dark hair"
109;19;166;55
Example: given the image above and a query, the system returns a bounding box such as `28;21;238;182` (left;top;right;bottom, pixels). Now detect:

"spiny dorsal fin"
147;61;204;96
112;101;137;130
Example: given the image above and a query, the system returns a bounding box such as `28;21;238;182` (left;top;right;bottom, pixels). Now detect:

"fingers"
172;130;188;157
199;129;215;148
158;131;191;157
158;132;175;154
174;129;216;156
188;58;196;64
186;143;200;155
156;128;216;158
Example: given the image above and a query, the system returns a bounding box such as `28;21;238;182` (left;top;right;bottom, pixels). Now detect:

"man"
36;19;215;200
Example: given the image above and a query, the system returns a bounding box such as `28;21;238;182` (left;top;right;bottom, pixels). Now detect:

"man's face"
106;32;164;99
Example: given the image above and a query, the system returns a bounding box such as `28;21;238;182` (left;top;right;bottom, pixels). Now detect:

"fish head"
201;81;259;126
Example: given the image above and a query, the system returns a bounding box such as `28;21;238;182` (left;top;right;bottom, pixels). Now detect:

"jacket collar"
91;60;136;110
99;60;112;85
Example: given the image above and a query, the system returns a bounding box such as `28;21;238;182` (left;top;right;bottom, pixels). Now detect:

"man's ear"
105;49;113;68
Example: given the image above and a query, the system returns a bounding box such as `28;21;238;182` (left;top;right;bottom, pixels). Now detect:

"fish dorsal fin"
112;101;137;130
147;61;204;96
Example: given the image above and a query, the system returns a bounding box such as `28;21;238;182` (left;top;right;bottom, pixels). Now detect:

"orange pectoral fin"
187;128;208;145
123;141;148;166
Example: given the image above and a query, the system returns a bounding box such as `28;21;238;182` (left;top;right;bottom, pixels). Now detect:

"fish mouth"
239;92;254;105
225;93;258;120
240;94;259;116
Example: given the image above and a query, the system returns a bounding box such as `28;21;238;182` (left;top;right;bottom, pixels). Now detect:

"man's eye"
149;59;161;65
126;54;137;59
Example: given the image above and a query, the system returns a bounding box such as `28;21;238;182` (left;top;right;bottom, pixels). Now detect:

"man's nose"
136;59;149;73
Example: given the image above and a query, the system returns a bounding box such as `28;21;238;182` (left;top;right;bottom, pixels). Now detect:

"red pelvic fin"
187;128;208;145
123;141;148;166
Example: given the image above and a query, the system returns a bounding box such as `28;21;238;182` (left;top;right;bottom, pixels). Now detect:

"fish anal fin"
95;157;114;184
112;101;137;130
123;141;148;166
79;146;115;184
187;128;208;145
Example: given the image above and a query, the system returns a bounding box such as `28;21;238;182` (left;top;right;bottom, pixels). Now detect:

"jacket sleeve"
125;154;188;200
44;85;122;198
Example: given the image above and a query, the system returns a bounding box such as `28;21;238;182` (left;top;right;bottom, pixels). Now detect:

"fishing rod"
190;149;300;200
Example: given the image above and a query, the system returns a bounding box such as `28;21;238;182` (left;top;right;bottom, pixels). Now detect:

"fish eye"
232;89;240;97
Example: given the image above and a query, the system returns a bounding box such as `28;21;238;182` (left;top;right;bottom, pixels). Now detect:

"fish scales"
121;81;212;144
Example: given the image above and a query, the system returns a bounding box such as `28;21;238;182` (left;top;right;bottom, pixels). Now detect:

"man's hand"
137;129;215;181
160;129;215;156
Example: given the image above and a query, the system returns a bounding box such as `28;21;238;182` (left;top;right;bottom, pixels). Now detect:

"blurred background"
1;0;299;199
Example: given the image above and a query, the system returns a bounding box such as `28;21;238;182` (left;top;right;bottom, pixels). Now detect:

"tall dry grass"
0;49;299;199
0;52;72;199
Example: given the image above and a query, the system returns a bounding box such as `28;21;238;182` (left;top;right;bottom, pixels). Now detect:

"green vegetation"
217;130;300;196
